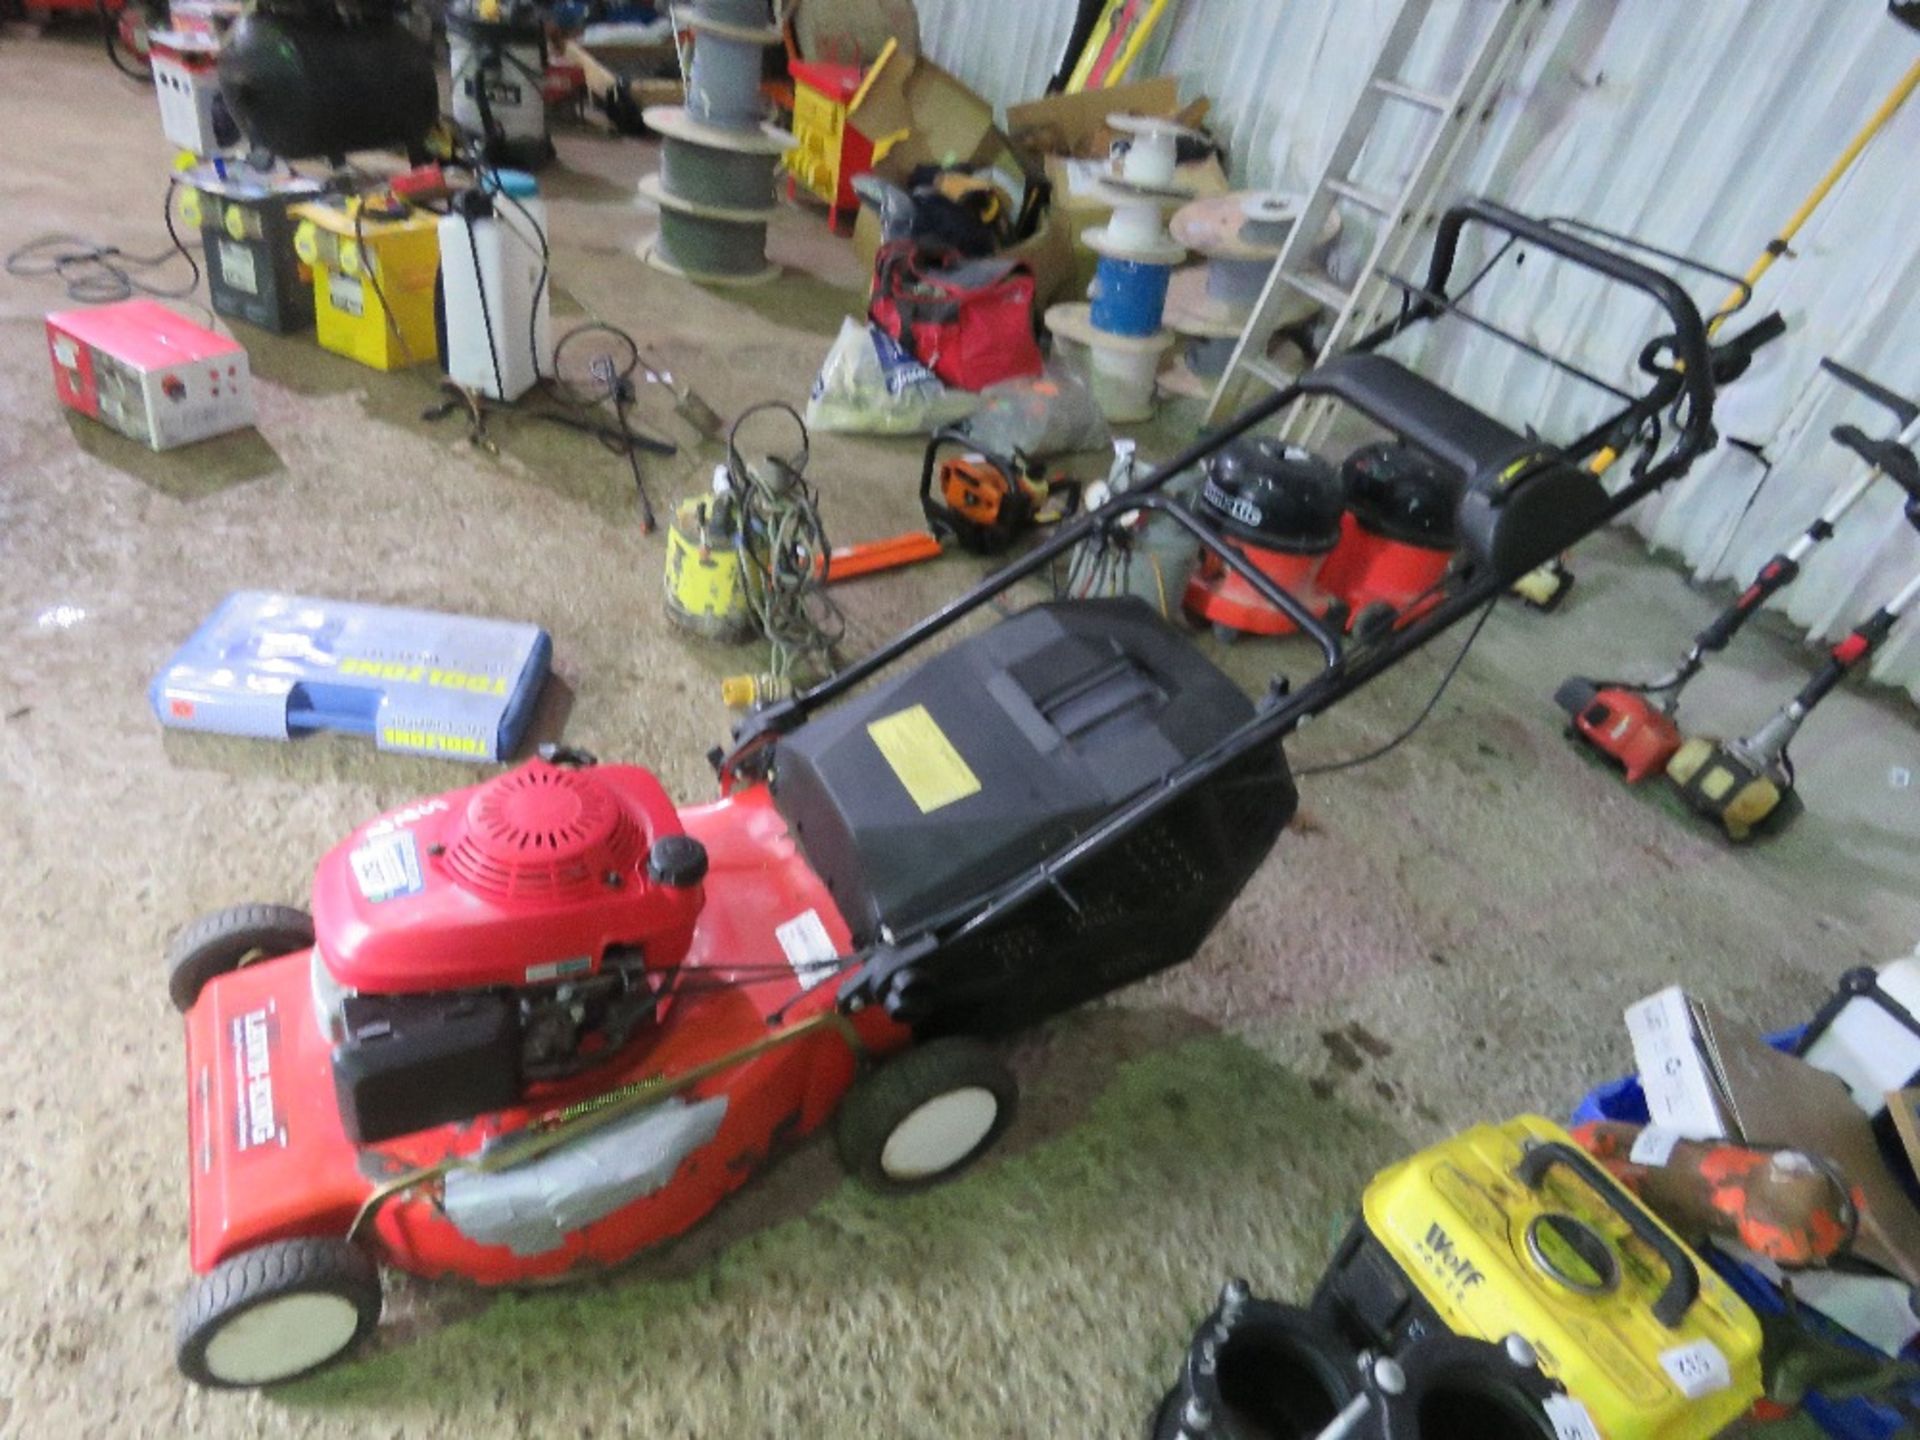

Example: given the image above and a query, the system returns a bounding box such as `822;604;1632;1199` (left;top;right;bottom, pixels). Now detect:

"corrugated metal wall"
914;0;1920;696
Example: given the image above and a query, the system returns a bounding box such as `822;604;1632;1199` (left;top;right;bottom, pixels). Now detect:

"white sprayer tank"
440;170;551;402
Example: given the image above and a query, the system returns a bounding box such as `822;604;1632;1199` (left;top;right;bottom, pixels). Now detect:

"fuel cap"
648;834;709;888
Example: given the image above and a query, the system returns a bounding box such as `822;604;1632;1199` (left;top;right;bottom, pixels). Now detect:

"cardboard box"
1006;75;1182;159
46;299;253;450
851;49;1000;178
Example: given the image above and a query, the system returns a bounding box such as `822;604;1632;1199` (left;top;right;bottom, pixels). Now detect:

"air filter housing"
310;759;704;994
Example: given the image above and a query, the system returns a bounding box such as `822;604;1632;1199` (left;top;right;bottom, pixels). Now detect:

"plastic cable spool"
1341;441;1461;549
1198;436;1345;553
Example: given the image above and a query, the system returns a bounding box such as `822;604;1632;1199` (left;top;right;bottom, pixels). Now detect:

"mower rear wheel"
166;902;315;1012
176;1237;382;1388
837;1038;1017;1193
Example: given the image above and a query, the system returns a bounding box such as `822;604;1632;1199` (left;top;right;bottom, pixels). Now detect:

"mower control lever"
1830;425;1920;506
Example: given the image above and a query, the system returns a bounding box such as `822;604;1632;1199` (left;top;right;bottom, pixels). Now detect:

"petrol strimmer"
1559;358;1920;783
1663;380;1920;839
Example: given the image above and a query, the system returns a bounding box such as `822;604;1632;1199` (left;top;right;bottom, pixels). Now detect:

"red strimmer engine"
311;754;710;1144
1317;440;1462;636
1182;435;1347;638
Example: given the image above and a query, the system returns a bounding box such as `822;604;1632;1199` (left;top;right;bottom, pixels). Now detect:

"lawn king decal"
230;1003;286;1152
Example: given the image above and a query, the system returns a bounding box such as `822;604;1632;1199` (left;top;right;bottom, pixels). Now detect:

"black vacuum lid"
1341;440;1460;547
1198;436;1344;553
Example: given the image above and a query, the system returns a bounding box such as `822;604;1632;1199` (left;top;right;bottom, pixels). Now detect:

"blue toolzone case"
151;591;551;763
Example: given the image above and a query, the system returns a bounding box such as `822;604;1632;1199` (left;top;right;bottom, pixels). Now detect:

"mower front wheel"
176;1237;382;1388
837;1037;1018;1194
166;902;315;1012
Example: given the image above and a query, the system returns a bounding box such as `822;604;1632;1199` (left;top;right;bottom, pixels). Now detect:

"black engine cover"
773;599;1297;1035
333;990;520;1144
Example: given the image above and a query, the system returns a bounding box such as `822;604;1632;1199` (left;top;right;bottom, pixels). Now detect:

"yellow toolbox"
1314;1115;1764;1438
290;200;440;371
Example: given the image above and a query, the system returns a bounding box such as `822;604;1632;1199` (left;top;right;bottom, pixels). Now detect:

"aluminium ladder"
1204;0;1551;433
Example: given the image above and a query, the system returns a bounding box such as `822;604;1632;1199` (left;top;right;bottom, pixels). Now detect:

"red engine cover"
312;760;703;992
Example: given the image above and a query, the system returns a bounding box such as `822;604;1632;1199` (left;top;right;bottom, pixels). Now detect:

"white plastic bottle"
440;169;552;401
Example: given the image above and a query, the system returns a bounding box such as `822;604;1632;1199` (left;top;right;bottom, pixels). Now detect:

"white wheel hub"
202;1291;362;1385
880;1086;1000;1181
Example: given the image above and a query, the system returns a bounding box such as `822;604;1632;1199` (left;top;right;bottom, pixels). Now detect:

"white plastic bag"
804;318;975;436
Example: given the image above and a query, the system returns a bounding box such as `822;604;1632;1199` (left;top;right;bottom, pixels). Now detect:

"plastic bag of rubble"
805;318;976;436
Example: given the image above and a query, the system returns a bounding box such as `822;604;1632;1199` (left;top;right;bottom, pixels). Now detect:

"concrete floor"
5;31;1920;1440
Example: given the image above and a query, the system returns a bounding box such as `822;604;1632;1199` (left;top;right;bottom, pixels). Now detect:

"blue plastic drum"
1090;255;1174;336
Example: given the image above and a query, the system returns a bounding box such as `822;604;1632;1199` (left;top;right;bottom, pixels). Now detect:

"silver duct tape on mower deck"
443;1095;728;1256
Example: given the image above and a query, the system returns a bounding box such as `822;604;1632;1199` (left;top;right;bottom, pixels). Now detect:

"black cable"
352;200;417;365
461;207;507;399
6;179;200;303
1293;596;1498;778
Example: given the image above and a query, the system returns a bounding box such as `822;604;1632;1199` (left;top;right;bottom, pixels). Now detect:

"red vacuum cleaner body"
1317;440;1461;634
1182;436;1346;637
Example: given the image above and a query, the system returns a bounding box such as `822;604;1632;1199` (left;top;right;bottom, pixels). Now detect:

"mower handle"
1424;200;1715;460
1515;1140;1701;1330
1821;357;1920;432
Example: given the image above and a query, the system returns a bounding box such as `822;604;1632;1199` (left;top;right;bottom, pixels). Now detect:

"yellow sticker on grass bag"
867;704;981;814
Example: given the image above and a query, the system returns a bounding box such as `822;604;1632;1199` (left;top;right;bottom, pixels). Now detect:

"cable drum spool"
639;0;789;285
658;133;782;209
1166;194;1342;388
645;200;777;282
685;11;779;131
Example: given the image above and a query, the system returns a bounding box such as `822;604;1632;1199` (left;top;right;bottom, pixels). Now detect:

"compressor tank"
218;13;438;160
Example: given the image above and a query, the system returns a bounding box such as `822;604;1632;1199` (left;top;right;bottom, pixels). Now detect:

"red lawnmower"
170;201;1768;1387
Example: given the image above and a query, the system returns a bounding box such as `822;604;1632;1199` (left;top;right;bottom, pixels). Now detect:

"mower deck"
186;783;893;1283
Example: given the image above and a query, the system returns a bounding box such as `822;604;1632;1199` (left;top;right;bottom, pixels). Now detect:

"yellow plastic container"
1359;1115;1763;1439
290;201;440;371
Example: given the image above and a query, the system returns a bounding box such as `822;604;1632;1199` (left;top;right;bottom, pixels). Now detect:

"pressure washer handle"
1425;200;1713;449
1516;1141;1702;1329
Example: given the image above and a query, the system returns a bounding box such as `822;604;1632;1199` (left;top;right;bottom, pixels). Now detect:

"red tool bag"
869;242;1044;391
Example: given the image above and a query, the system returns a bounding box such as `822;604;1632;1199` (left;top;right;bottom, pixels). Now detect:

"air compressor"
1181;436;1347;638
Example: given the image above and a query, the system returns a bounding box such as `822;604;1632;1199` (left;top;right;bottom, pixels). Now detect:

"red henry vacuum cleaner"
1181;436;1348;639
1559;357;1920;785
1317;441;1463;640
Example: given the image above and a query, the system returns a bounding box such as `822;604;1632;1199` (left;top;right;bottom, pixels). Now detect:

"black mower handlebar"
1424;200;1716;461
